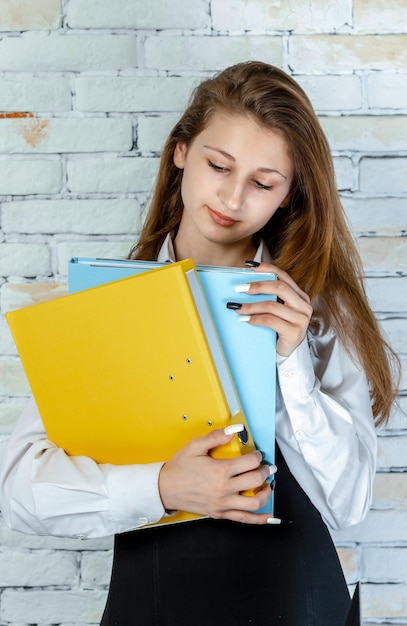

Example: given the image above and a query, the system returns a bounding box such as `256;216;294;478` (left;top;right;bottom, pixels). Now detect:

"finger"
238;278;311;308
253;261;304;293
186;424;248;456
210;482;272;518
230;300;312;347
237;513;281;526
233;298;312;326
217;510;281;526
247;263;311;303
230;464;274;493
250;315;308;357
231;298;311;357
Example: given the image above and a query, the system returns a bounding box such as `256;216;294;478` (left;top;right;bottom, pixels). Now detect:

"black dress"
100;446;351;626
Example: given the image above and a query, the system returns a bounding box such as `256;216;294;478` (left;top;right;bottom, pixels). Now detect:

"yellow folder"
6;259;255;525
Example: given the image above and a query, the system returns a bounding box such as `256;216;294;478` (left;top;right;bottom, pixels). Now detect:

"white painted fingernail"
235;283;250;293
238;315;251;322
224;423;245;435
267;517;282;525
268;464;277;475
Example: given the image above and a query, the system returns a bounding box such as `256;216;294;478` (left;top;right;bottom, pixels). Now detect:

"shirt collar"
157;234;177;263
157;233;271;265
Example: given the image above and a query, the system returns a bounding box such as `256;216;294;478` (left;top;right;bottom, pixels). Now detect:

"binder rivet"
186;358;192;364
207;421;212;426
169;375;174;380
182;414;188;421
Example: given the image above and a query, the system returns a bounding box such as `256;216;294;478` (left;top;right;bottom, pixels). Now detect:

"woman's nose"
219;177;245;211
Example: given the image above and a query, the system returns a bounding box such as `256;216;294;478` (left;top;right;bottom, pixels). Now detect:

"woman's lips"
207;207;238;226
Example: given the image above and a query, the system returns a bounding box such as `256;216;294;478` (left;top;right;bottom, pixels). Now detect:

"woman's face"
173;111;293;254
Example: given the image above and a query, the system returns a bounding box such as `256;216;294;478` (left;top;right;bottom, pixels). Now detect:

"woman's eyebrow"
203;144;287;179
204;144;235;161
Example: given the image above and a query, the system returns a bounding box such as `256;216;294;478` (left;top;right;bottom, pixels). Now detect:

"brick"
0;589;107;623
50;623;100;626
331;510;407;543
138;115;178;152
0;117;133;153
144;35;283;71
366;277;407;312
0;33;137;72
379;318;407;354
356;237;407;273
289;35;407;73
342;197;407;235
336;547;360;583
0;320;17;356
0;402;25;435
333;157;354;191
0;243;51;277
0;76;71;111
81;550;113;588
0;0;61;31
377;436;407;470
373;474;407;510
48;620;97;626
354;0;407;34
0;158;62;195
362;547;407;583
360;158;407;194
67;157;159;193
67;0;209;29
387;399;407;430
1;282;68;314
57;242;133;275
297;75;362;111
321;116;407;152
212;0;352;32
0;549;78;586
366;72;407;110
0;361;30;396
383;396;407;431
400;358;407;392
2;199;140;236
362;583;407;619
75;76;198;113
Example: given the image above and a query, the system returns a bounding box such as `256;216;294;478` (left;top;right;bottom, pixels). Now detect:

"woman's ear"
173;142;187;169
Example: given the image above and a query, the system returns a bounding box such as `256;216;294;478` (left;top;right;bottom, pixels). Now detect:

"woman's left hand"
231;263;313;358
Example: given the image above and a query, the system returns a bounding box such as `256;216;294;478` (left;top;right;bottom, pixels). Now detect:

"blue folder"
68;257;277;514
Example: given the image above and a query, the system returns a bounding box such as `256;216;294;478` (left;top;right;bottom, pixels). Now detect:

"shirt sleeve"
275;330;377;531
0;398;166;538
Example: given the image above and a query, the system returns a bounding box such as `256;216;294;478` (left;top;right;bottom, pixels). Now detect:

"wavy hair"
129;61;399;425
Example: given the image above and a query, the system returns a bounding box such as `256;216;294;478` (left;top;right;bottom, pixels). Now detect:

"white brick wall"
0;1;405;624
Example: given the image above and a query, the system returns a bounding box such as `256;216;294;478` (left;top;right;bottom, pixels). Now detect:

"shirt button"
295;430;305;440
76;534;86;540
283;372;293;380
139;517;148;525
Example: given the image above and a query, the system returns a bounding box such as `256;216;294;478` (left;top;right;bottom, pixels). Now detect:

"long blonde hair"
130;61;399;425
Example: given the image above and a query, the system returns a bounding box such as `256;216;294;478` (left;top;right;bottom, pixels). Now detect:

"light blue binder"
68;257;277;513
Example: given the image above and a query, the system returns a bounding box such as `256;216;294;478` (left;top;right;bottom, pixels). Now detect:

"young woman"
0;62;399;625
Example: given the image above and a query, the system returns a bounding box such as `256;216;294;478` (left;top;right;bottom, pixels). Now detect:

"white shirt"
0;237;377;538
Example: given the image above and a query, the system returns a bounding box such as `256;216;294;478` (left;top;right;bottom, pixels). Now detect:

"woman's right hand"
158;427;279;525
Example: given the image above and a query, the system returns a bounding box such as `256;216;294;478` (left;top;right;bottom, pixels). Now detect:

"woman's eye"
254;180;272;191
208;160;227;172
